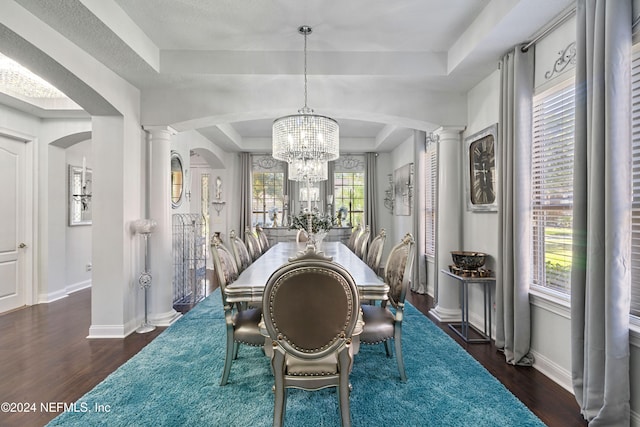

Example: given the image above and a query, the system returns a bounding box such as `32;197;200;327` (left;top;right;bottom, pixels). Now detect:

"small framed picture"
465;124;498;212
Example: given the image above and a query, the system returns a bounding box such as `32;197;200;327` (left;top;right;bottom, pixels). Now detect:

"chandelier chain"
303;28;308;109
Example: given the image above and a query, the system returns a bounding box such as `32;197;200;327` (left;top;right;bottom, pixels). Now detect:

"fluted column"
430;126;465;322
144;126;181;326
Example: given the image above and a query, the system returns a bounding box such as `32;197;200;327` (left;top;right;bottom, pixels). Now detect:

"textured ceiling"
2;0;574;152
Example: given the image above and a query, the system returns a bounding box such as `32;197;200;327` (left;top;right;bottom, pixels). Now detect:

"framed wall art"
465;124;498;212
393;163;414;216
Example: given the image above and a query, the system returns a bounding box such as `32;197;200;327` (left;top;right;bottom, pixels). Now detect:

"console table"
261;226;351;246
441;269;495;344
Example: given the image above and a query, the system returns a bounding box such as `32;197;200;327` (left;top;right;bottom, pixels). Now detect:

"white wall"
65;140;92;293
375;152;394;261
0;105;95;304
390;135;416;246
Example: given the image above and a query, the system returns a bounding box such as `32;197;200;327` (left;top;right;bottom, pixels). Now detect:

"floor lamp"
133;219;157;333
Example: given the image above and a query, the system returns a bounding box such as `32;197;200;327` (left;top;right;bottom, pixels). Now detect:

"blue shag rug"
47;289;545;426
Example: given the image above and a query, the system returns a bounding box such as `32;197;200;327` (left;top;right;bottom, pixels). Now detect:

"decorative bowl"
451;251;487;270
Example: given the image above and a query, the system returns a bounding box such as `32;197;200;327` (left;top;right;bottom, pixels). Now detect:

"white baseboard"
66;280;91;294
529;349;573;393
88;313;149;339
38;289;68;304
38;280;91;304
87;324;128;339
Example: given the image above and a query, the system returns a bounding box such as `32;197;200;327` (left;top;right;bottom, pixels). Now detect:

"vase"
308;230;327;250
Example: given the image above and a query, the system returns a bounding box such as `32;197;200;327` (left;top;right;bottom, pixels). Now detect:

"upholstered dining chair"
211;235;264;386
346;223;363;252
255;225;270;253
365;228;386;277
359;233;415;382
229;229;252;272
262;254;361;427
354;225;371;260
295;229;308;243
244;227;262;261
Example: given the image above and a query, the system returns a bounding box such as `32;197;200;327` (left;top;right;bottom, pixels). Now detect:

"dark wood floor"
0;286;586;427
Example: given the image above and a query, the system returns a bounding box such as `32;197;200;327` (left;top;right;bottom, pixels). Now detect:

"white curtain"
496;46;535;366
571;1;632;424
239;152;252;241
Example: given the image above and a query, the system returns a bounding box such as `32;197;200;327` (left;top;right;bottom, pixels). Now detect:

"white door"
0;135;26;313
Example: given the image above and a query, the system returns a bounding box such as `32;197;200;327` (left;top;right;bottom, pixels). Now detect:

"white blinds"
424;140;437;257
531;80;575;294
630;48;640;317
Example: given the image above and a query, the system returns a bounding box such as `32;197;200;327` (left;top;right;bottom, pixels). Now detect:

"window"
252;172;284;227
630;47;640;317
531;79;575;294
424;139;437;257
251;155;285;227
334;172;364;227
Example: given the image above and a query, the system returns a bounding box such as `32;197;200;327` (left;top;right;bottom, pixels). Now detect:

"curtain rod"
521;6;576;52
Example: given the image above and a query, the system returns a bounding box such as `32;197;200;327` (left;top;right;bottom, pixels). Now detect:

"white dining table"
224;241;388;305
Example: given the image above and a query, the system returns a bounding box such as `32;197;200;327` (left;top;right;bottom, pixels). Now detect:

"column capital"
143;125;177;138
434;126;466;142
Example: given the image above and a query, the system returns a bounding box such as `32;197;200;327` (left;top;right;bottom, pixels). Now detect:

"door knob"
18;243;27;249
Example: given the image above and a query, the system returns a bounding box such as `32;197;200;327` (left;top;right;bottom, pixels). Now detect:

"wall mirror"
69;164;92;226
171;151;184;208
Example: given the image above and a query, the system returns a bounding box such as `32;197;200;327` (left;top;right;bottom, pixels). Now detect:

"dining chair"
255;225;270;253
359;233;415;382
295;229;308;243
211;235;264;386
365;228;386;277
262;255;361;427
244;227;263;261
346;223;363;252
229;229;252;272
354;225;371;260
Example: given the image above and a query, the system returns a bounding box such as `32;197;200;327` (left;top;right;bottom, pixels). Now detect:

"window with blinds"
630;47;640;317
424;139;437;257
531;79;575;294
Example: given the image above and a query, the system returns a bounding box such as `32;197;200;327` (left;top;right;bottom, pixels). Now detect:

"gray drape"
239;152;252;241
321;161;335;216
496;46;535;366
365;153;378;234
571;1;631;424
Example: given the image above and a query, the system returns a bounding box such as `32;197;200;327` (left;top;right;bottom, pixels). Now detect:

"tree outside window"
334;171;364;228
252;172;284;227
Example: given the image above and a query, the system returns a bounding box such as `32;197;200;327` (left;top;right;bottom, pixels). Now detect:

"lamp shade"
133;219;157;234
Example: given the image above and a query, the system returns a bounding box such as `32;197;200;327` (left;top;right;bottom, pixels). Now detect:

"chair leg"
383;340;392;357
220;332;235;386
394;331;407;382
272;350;286;427
233;341;240;359
337;348;352;427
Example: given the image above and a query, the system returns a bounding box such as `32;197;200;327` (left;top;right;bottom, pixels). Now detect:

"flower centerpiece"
290;210;333;248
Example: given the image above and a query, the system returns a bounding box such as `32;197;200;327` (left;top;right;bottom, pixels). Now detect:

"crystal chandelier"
272;26;339;166
288;157;328;182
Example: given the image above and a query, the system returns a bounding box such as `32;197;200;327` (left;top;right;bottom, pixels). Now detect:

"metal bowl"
451;251;487;270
